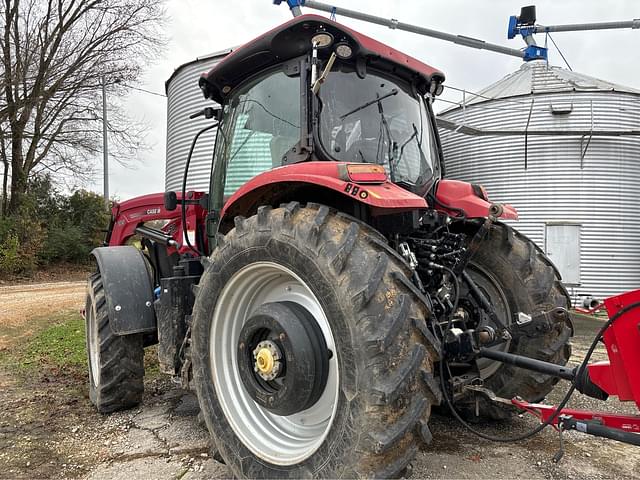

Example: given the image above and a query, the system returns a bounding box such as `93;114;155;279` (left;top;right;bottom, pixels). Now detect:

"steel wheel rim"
87;298;100;387
210;261;339;465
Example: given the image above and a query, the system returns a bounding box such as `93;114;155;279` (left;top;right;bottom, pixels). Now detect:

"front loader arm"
106;191;207;256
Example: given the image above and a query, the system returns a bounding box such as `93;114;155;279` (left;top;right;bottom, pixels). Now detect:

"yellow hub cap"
256;347;275;375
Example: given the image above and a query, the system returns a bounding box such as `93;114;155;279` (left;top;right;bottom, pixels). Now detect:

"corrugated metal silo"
438;60;640;302
165;49;232;192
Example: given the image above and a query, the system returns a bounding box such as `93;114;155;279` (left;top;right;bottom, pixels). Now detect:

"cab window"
217;69;301;197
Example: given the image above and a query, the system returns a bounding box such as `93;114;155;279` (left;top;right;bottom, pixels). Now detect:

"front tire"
192;203;441;478
85;271;145;413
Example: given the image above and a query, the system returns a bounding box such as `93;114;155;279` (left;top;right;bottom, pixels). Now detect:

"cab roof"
199;14;445;103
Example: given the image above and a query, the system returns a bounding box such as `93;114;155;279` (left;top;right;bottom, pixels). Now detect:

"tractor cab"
199;15;446;203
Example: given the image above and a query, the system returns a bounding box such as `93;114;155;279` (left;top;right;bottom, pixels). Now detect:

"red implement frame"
512;289;640;433
512;398;640;433
590;289;640;409
574;304;606;315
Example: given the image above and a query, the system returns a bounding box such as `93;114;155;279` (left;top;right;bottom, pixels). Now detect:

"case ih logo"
146;208;161;215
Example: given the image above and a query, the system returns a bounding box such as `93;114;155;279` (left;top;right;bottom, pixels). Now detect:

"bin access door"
545;223;581;287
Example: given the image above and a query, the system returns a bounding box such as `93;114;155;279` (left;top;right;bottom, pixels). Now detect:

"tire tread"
192;205;438;478
86;273;144;414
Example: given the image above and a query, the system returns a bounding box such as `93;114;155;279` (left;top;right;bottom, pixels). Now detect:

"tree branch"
1;0;166;213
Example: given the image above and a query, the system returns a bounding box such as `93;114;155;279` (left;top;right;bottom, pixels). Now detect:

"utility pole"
102;74;109;210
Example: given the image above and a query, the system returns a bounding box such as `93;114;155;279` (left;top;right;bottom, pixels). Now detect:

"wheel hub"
253;341;282;380
238;301;330;416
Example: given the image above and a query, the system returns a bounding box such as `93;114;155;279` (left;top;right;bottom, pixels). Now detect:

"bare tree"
1;131;8;215
0;0;165;215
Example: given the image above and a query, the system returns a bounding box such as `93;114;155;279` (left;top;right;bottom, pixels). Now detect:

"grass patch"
144;344;161;379
1;309;164;385
570;309;609;323
0;310;87;376
24;312;86;370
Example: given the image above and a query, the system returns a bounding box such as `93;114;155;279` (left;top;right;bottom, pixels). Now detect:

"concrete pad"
173;393;200;417
86;457;184;480
414;450;547;480
158;416;210;454
109;427;166;458
180;458;231;479
132;403;172;431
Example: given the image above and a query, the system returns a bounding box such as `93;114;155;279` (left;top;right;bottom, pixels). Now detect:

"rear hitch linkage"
443;295;640;451
443;306;575;377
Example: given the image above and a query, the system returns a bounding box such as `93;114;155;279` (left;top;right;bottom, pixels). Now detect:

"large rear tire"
457;223;573;420
85;271;145;413
191;203;441;479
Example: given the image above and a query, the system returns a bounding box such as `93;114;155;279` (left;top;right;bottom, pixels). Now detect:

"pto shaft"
478;348;576;381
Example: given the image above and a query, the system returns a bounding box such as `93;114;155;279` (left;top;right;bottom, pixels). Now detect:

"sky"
90;0;640;201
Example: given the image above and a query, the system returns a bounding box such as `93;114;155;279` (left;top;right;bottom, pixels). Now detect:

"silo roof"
443;60;640;111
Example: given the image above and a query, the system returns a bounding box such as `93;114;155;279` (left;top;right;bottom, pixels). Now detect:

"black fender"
90;246;156;335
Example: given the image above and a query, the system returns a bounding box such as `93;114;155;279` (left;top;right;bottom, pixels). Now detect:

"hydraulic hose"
440;264;460;328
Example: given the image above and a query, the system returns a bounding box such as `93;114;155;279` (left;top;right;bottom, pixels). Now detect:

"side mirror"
189;106;221;120
164;191;178;211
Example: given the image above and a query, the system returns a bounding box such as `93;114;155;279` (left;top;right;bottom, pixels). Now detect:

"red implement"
513;289;640;436
590;289;640;409
512;398;640;433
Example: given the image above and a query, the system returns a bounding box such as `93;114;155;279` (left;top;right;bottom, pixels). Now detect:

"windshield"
318;68;438;189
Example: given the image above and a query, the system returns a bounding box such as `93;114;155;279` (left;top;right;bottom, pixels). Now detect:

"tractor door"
206;62;304;248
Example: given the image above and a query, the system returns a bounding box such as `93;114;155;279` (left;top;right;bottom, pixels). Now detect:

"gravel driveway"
0;281;86;326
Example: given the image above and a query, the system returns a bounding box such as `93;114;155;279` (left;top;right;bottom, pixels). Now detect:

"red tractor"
84;14;580;478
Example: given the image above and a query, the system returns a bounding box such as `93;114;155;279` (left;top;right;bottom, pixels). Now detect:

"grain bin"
165;49;231;192
438;60;640;302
